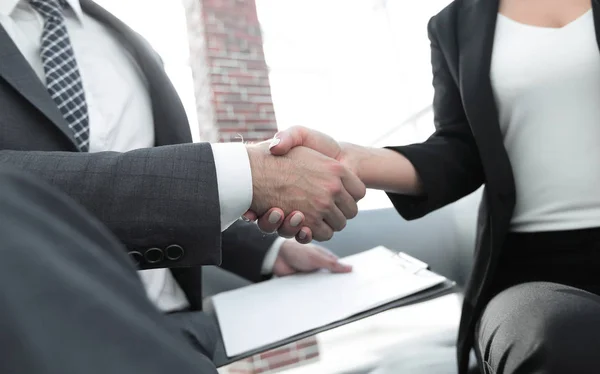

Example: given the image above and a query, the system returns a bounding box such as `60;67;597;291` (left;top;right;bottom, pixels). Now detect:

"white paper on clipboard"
212;246;447;357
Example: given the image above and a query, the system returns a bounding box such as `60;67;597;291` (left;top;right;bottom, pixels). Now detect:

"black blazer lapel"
592;1;600;50
80;0;193;146
457;0;514;197
0;25;78;150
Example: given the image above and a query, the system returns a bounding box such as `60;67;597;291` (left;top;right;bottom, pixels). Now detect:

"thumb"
269;126;341;159
268;126;307;156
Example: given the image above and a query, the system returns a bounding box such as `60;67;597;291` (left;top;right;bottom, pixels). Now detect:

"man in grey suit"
0;0;364;364
0;166;243;374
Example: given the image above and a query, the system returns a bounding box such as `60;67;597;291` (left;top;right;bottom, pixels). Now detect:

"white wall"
94;0;456;210
255;0;452;209
94;0;200;141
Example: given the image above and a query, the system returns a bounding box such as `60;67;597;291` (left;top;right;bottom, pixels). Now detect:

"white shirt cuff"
210;143;253;232
261;237;286;274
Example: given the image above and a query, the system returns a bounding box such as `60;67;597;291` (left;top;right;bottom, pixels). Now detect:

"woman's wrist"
347;145;422;195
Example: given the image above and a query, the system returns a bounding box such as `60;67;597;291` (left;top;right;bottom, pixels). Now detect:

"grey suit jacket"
0;0;277;309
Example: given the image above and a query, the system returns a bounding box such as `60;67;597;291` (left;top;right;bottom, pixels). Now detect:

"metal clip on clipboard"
393;252;430;274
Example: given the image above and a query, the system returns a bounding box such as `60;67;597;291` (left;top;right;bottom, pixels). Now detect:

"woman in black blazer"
270;0;600;372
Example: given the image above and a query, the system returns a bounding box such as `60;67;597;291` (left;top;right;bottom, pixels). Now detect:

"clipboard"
204;247;457;366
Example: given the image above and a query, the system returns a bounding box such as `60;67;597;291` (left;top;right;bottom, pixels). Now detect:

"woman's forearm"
344;144;424;196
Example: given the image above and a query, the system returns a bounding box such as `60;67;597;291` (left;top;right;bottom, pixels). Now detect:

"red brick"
296;338;319;349
268;357;301;371
187;11;316;368
229;369;252;374
248;95;273;104
259;347;291;360
244;86;272;95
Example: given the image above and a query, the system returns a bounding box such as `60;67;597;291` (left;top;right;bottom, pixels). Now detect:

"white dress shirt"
491;11;600;233
0;0;283;311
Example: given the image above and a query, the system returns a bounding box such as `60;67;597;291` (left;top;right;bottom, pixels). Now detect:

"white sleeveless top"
490;10;600;232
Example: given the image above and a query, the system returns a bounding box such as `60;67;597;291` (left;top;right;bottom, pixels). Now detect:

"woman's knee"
476;282;600;373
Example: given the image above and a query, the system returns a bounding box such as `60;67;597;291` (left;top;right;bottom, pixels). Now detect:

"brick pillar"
183;0;278;143
183;1;320;372
226;337;320;374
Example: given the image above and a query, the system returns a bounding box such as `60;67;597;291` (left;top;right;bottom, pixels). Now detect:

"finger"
311;220;334;242
242;210;258;222
277;211;305;238
314;246;353;273
269;126;340;158
308;248;352;273
334;188;359;219
323;204;346;232
275;260;297;277
313;245;338;259
256;208;284;233
295;227;313;244
330;261;353;273
340;167;367;202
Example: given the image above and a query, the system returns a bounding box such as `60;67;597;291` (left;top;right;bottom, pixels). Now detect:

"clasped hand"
245;126;363;242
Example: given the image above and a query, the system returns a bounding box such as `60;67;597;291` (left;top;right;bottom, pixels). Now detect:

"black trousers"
0;167;218;374
475;229;600;374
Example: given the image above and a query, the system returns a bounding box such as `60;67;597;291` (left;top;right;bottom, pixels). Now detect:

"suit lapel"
592;0;600;51
0;25;78;149
457;0;514;196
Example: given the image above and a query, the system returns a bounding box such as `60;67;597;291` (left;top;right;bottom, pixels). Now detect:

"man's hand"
269;126;369;178
273;240;352;276
243;208;313;243
246;141;366;241
244;127;369;242
269;126;422;195
247;126;422;236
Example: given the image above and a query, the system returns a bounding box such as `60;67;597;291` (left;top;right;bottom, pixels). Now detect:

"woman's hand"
243;126;370;243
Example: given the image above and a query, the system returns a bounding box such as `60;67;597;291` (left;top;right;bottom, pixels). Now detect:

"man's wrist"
246;142;277;215
211;143;253;231
261;237;286;274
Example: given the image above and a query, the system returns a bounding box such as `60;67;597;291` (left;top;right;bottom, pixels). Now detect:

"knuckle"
257;222;274;233
303;214;320;230
289;125;307;138
347;203;359;219
316;225;334;241
357;185;367;200
277;227;296;238
328;161;344;175
316;198;334;212
325;180;343;196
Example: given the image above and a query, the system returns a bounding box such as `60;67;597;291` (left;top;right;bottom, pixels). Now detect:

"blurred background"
93;1;477;373
95;0;451;211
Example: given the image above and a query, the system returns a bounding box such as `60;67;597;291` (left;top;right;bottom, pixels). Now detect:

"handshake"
244;126;372;242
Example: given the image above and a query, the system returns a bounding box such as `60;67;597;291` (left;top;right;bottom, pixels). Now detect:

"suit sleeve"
0;143;222;269
386;16;485;220
220;220;278;282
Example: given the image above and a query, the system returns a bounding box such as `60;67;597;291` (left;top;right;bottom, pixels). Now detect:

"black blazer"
388;0;600;372
0;0;276;310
